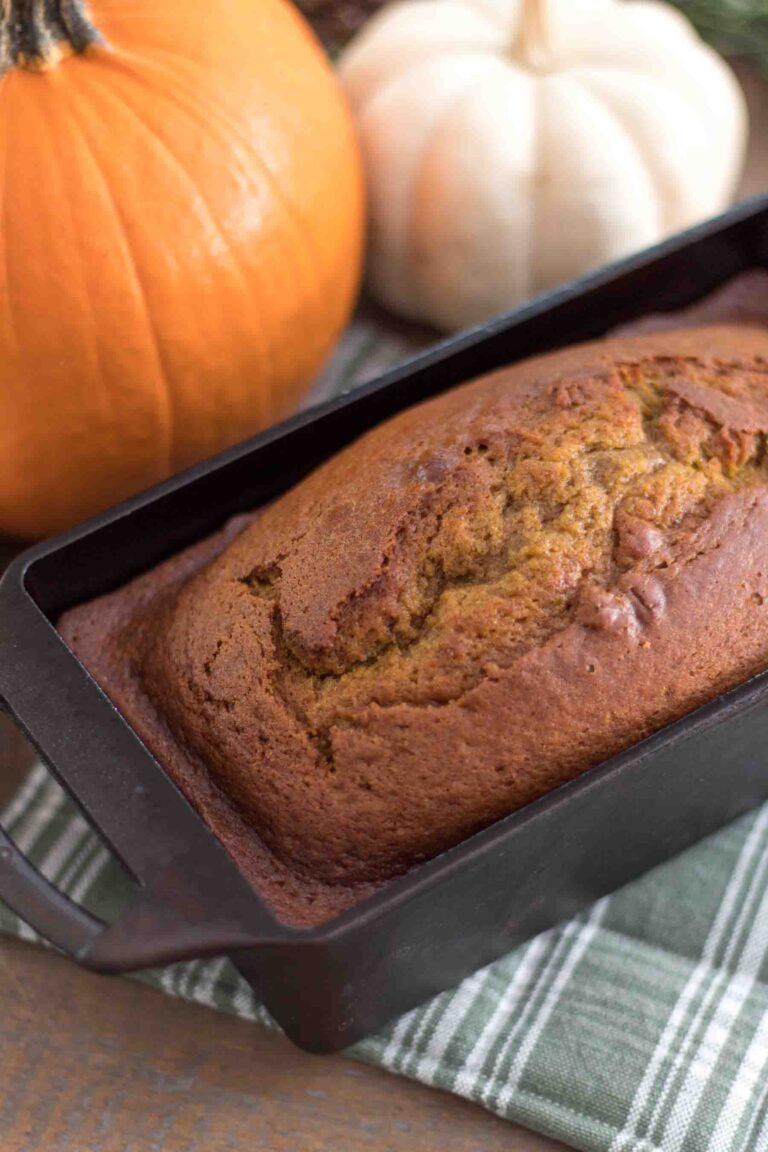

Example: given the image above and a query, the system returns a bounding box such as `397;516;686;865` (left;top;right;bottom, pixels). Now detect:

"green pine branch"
673;0;768;72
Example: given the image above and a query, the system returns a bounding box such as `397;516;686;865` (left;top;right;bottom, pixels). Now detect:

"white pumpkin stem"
517;0;553;70
0;0;104;74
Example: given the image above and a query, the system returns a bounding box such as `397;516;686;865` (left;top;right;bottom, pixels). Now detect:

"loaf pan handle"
0;795;295;969
0;593;301;969
0;817;104;956
0;747;298;970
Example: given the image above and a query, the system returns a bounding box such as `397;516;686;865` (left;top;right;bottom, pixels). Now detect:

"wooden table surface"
1;62;767;1152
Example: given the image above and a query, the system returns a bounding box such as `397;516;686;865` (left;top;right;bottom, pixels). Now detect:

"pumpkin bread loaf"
60;326;768;923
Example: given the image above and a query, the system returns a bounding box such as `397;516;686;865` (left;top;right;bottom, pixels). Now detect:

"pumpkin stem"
516;0;552;71
0;0;104;74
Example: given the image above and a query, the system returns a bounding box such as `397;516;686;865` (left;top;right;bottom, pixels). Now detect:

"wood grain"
0;60;767;1152
0;937;568;1152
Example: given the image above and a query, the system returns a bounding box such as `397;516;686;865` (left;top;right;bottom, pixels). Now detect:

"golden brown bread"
60;325;768;924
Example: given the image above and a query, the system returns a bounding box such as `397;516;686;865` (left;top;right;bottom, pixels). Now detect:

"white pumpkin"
339;0;748;331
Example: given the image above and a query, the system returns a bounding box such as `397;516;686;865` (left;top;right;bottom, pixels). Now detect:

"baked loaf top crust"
61;325;768;917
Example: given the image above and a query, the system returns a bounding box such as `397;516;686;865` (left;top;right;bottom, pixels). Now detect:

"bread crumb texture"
142;327;768;886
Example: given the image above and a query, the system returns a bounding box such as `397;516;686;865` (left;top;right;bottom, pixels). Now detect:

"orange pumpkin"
0;0;364;539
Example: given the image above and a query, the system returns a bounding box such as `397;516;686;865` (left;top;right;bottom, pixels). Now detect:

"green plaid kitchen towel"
4;759;768;1152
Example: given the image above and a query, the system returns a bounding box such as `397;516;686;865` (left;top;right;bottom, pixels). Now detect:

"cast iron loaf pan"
2;197;768;1053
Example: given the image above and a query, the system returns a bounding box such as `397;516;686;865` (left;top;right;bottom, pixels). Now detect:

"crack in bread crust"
233;357;768;746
